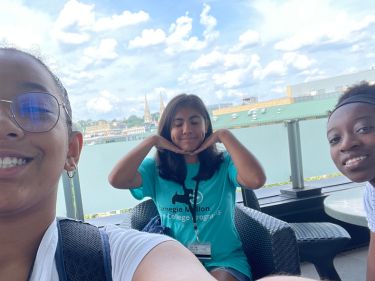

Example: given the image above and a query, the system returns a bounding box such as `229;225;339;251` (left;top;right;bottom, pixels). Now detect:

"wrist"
148;135;159;147
218;129;231;142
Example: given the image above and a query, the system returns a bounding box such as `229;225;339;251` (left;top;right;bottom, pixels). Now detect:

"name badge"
188;242;212;260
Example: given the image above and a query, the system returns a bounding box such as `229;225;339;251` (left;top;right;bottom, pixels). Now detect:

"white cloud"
53;0;95;44
300;68;326;82
252;52;313;80
165;14;206;54
0;1;54;49
165;4;218;55
87;97;112;113
212;68;249;88
54;0;150;45
191;50;223;69
93;10;149;32
128;29;166;48
191;50;259;70
178;72;212;88
274;35;310;52
253;0;333;42
258;0;375;51
86;90;119;113
282;52;315;70
84;38;119;61
223;53;251;68
62;69;101;87
254;60;287;80
200;3;219;41
271;85;285;94
215;89;226;100
228;89;248;99
231;30;260;51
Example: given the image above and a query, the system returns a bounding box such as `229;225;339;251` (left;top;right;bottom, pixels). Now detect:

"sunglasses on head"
0;92;71;133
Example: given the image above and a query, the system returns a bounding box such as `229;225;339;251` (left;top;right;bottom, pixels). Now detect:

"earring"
66;163;77;179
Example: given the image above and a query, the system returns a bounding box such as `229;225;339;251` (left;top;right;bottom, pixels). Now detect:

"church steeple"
144;94;152;124
159;93;165;120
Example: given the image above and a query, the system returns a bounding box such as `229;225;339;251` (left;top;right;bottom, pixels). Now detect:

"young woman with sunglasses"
0;48;217;281
327;82;375;281
109;94;266;281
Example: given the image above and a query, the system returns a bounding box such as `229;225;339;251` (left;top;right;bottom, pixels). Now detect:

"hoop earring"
66;163;77;179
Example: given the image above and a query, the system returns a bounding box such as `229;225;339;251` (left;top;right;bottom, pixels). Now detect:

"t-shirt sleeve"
130;158;156;200
364;182;375;233
226;153;240;188
104;225;173;281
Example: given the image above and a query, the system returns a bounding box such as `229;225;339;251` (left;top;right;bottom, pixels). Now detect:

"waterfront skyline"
2;0;375;120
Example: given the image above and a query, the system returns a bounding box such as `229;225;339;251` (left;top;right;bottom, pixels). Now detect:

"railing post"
280;119;321;198
286;119;304;189
62;169;84;220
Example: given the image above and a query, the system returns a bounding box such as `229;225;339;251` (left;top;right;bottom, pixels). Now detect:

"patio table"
324;185;367;227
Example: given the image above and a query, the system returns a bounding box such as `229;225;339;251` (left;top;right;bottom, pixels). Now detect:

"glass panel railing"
57;117;341;218
299;118;340;178
230;124;290;185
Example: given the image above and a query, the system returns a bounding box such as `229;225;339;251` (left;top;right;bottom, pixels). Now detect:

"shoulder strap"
55;218;113;281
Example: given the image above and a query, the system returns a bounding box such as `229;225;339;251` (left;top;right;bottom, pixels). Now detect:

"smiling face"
0;49;81;218
327;103;375;185
170;106;207;156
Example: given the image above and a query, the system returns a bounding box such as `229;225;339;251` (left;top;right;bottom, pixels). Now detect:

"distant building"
122;126;146;136
287;68;375;101
213;68;375;117
212;97;293;116
144;95;152;124
159;93;165;119
84;120;124;138
206;103;233;113
84;120;111;137
242;96;258;104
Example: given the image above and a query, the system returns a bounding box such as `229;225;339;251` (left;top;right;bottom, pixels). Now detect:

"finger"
191;147;205;155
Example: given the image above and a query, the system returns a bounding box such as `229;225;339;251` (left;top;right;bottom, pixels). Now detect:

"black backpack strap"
55;218;113;281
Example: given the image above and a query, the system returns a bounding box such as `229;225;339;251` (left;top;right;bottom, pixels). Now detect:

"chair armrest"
235;204;301;279
130;199;158;230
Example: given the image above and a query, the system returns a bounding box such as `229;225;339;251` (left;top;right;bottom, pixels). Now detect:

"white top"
29;219;172;281
364;182;375;232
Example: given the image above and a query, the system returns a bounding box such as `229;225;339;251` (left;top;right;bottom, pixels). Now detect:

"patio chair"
241;188;351;281
130;199;301;280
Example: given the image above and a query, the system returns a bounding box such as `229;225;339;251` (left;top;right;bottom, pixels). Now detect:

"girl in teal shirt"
109;94;266;281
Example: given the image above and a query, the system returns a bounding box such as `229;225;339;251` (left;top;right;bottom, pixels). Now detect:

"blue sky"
2;0;375;121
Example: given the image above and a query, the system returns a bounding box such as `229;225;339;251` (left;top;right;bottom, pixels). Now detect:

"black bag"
142;215;171;236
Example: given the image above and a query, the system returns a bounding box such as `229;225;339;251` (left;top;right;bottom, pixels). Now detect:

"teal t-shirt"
130;152;251;278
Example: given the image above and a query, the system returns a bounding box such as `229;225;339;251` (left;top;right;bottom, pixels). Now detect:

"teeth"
345;156;367;166
0;157;27;169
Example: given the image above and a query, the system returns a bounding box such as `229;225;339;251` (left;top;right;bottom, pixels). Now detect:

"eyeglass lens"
11;92;60;133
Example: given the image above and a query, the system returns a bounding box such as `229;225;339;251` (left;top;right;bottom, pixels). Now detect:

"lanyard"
181;179;201;241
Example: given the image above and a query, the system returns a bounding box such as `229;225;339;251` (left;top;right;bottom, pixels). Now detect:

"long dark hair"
157;94;223;184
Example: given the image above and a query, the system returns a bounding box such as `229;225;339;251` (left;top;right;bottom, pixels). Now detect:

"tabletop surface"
324;185;367;227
